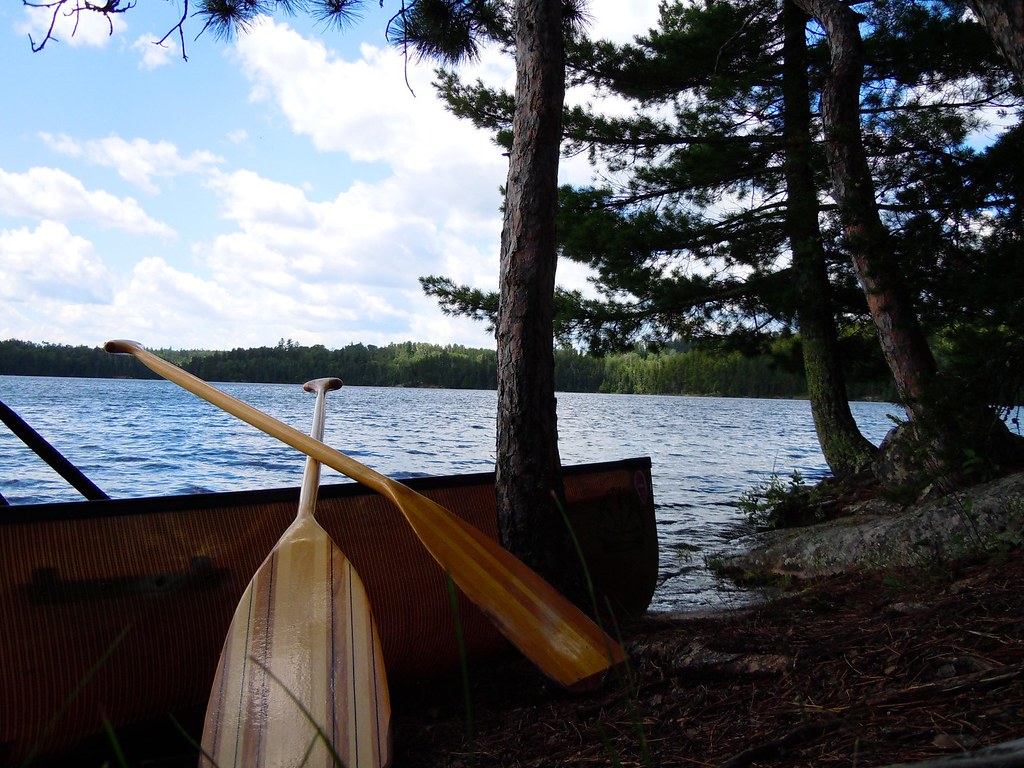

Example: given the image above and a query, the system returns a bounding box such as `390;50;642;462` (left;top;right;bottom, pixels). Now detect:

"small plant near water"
739;469;813;529
706;555;797;590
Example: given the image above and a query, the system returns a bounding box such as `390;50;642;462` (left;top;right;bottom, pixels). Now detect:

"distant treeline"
0;338;891;400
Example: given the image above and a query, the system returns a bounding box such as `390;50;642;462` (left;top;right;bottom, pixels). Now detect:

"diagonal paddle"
105;340;625;691
200;377;392;768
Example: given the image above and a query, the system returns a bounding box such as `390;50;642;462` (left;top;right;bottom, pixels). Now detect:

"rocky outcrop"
719;472;1024;580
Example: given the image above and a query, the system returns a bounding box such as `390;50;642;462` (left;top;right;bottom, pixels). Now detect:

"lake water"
0;375;898;613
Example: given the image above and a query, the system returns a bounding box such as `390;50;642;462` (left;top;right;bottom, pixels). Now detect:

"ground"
392;547;1024;767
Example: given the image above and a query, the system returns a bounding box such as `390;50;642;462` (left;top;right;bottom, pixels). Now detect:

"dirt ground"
391;547;1024;767
26;544;1023;767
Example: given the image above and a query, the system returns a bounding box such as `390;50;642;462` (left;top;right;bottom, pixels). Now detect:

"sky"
0;1;662;352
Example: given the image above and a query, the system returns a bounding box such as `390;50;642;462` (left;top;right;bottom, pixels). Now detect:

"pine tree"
428;0;1023;486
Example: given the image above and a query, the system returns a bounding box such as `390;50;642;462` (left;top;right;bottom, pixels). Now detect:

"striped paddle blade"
200;516;392;768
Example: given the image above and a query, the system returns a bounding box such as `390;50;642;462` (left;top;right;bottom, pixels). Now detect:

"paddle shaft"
297;377;342;521
104;343;414;514
0;399;109;501
104;340;624;690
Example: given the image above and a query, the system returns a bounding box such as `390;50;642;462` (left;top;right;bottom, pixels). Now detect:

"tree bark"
496;0;571;593
782;0;875;478
789;0;938;422
966;0;1024;90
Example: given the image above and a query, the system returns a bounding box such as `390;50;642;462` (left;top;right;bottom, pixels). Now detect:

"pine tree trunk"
967;0;1024;89
496;0;570;591
782;0;875;478
790;0;938;421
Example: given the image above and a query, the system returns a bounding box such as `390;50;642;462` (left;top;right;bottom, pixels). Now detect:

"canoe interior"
0;457;657;764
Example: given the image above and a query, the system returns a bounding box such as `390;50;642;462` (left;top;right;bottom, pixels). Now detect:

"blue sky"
1;1;660;352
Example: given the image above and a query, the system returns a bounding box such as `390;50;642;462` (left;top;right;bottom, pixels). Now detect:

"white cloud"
168;159;499;348
583;0;662;44
207;169;319;230
199;168;484;302
37;133;82;158
95;255;471;350
0;167;175;236
0;221;114;303
232;19;509;174
3;256;251;350
132;33;179;70
40;133;223;193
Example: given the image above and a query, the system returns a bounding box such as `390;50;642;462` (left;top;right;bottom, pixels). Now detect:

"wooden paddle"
199;377;392;768
0;399;109;501
105;340;625;691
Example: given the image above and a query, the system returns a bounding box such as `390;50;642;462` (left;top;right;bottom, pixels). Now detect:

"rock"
874;422;924;490
718;472;1024;580
873;417;1024;499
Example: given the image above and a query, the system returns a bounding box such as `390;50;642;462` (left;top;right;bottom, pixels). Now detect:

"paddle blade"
386;482;626;691
201;519;392;768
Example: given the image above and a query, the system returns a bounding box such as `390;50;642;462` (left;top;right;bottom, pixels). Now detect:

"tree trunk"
790;0;938;422
496;0;572;593
782;0;875;478
967;0;1024;90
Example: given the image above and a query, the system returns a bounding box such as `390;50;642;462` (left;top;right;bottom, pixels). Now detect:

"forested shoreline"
0;338;891;400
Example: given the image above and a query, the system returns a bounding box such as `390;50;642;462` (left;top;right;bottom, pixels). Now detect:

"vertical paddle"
105;340;625;691
200;377;392;768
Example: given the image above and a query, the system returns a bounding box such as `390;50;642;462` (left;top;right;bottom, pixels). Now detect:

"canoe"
0;456;658;764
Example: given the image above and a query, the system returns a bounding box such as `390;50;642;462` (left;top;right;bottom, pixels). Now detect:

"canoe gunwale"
0;456;653;522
